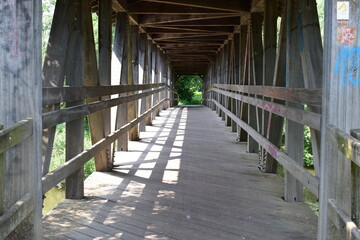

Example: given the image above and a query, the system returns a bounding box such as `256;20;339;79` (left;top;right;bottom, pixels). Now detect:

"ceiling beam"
139;14;239;25
141;0;250;12
128;2;236;14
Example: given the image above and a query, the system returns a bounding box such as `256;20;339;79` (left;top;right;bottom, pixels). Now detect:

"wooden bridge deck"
43;107;317;240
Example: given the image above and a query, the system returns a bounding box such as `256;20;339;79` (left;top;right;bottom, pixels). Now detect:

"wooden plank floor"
43;106;318;240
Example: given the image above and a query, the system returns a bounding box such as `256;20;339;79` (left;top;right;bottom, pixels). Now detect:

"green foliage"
179;92;202;105
304;126;314;168
177;75;202;104
50;117;95;182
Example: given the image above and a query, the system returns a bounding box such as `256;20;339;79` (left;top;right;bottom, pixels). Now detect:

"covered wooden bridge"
0;0;359;239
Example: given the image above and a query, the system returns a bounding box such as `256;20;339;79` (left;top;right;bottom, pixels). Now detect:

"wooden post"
65;0;85;199
0;0;42;237
115;13;129;151
238;24;248;142
262;0;278;173
231;35;239;133
98;0;113;170
318;0;360;238
139;33;147;132
264;8;287;174
128;25;140;141
151;45;158;120
146;40;153;125
247;13;263;153
298;0;323;177
225;42;232;127
284;0;304;202
83;0;109;172
42;0;73;176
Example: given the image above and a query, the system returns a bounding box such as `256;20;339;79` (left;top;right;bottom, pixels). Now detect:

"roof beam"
140;0;250;12
139;14;239;25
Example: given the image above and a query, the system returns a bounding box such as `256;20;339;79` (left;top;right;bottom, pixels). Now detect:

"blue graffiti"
334;46;360;86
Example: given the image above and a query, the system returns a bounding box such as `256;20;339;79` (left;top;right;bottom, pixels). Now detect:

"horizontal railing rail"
211;87;321;130
213;84;322;106
42;98;167;194
43;83;165;106
42;86;166;129
212;99;319;196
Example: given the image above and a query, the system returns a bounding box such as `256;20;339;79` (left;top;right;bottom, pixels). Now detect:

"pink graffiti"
267;145;279;159
3;0;20;58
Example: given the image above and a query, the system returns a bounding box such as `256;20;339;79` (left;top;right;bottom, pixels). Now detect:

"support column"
262;0;279;173
0;0;42;238
128;25;139;141
284;0;304;202
98;0;113;170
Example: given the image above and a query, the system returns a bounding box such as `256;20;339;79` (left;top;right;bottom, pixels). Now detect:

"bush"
177;75;202;103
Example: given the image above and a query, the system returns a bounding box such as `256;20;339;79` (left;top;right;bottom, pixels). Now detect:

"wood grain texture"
0;0;42;237
43;107;318;240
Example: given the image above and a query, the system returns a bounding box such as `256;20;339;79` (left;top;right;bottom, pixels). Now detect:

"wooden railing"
206;84;322;198
0;119;34;239
41;84;170;196
327;126;360;239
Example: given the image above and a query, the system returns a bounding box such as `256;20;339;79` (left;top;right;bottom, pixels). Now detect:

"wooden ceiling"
93;0;252;75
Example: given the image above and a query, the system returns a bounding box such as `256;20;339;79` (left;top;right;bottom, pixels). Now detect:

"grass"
50;117;95;183
179;91;202;105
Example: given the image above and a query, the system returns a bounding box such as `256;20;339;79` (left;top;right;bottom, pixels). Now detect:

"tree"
176;75;202;103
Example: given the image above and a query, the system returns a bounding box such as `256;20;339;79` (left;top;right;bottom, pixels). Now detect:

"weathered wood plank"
139;33;148;132
0;119;33;154
43;87;166;129
42;99;167;194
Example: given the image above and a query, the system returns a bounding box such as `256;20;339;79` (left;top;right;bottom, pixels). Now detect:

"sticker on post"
337;27;356;43
337;1;350;20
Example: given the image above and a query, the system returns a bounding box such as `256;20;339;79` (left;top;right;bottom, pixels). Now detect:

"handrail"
327;125;360;167
211;84;322;106
42;98;168;194
0;119;33;154
42;87;166;129
43;83;165;106
212;87;321;130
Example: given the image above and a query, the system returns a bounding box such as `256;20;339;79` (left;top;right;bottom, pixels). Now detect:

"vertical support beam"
0;0;42;237
262;0;279;173
83;0;108;172
42;0;72;175
247;13;263;153
98;0;113;170
238;24;248;142
116;13;129;151
298;0;323;177
265;8;287;173
146;40;153;125
318;0;360;238
151;45;158;120
231;36;239;133
225;42;232;127
284;0;304;202
65;0;85;199
128;25;139;141
139;33;147;132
